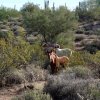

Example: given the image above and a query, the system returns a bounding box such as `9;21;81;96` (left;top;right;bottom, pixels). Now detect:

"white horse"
55;48;73;57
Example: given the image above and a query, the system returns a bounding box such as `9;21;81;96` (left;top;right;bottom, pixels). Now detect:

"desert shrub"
44;69;100;100
3;20;8;25
0;21;3;25
90;89;100;100
24;65;48;82
56;31;74;49
0;36;35;80
92;51;100;64
5;71;22;85
69;50;100;67
16;26;26;37
0;27;46;83
72;66;92;79
95;30;100;35
0;6;21;21
1;38;33;66
0;64;48;87
0;67;24;87
0;25;8;29
69;51;86;67
69;50;100;76
31;42;46;66
80;50;100;65
59;66;92;79
12;90;52;100
86;51;100;78
0;30;14;39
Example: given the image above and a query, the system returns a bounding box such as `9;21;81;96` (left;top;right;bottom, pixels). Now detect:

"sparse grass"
12;90;52;100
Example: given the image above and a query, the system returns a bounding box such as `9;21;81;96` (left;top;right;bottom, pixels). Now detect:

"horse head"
49;52;57;63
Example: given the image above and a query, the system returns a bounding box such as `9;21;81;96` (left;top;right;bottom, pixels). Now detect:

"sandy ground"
0;81;46;100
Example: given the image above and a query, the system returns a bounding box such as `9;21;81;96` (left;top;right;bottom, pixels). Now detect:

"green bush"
16;26;26;37
69;50;100;68
31;42;46;66
0;36;35;76
0;32;47;85
0;30;14;39
21;3;78;42
72;66;92;79
0;67;24;87
56;31;75;49
90;89;100;100
0;31;48;86
0;6;21;21
92;51;100;64
12;90;52;100
69;51;86;67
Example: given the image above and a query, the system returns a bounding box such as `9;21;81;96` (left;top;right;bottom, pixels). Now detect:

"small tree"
21;3;77;42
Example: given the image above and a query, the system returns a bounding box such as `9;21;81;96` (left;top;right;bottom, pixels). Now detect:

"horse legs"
50;63;56;74
51;66;55;74
55;66;59;73
60;64;64;68
60;64;64;69
52;65;58;74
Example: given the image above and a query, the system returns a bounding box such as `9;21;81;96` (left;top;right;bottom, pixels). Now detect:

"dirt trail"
0;87;16;100
0;81;46;100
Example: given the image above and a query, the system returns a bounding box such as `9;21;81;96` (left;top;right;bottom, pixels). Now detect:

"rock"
0;21;3;24
75;34;86;42
75;29;84;34
12;25;18;31
0;25;8;29
13;30;19;36
0;29;9;39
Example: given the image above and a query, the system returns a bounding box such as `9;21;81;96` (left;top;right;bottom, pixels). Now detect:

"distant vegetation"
75;0;100;22
0;7;21;21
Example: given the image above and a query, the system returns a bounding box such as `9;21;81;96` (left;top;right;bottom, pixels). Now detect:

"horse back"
58;56;69;64
56;48;72;57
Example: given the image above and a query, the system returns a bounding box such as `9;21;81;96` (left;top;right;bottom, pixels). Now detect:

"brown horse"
49;51;69;74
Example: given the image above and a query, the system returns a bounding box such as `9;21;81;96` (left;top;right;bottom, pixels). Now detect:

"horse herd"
42;42;73;74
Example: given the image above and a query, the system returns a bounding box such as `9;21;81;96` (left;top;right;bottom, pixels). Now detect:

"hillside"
75;21;100;54
0;1;100;100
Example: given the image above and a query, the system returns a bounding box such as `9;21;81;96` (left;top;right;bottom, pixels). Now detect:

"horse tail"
65;56;69;62
67;48;74;58
70;50;73;57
